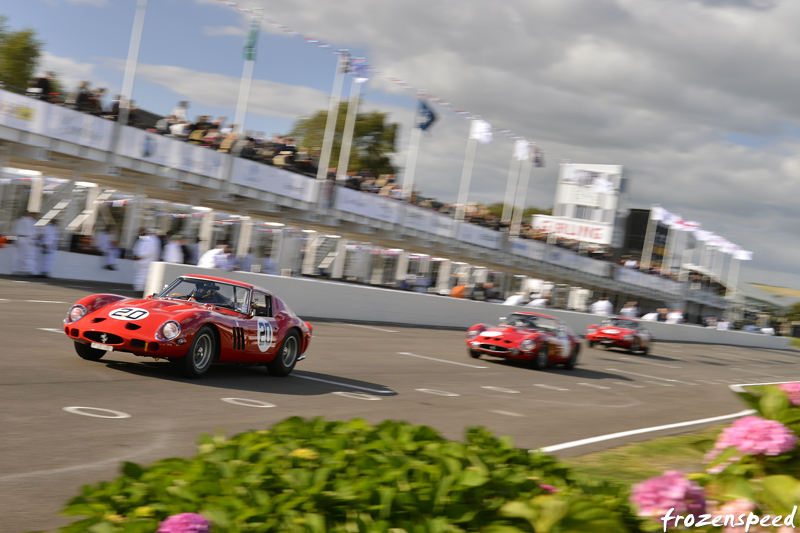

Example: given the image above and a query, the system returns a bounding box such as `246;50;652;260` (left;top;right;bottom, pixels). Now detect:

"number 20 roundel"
108;307;150;321
257;318;274;352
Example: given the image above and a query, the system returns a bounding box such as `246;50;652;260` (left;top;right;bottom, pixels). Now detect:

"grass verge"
563;426;724;486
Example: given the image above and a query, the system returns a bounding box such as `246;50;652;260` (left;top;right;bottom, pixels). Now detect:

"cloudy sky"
4;0;800;290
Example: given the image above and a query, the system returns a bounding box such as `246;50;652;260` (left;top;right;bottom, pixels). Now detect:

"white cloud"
202;26;246;37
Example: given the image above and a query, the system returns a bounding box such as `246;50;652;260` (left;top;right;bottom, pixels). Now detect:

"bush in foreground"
54;417;636;533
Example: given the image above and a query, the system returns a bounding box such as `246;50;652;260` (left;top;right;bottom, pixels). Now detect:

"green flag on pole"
244;16;259;61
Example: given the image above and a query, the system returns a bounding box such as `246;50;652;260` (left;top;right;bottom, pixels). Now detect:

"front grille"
84;331;124;345
232;327;245;351
480;343;510;353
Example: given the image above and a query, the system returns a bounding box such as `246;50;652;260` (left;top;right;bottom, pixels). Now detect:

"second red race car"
63;274;312;378
585;316;652;354
466;311;581;370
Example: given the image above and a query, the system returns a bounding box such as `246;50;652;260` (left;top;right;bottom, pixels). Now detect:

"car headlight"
157;320;181;341
66;305;87;324
623;334;633;341
521;339;535;351
586;327;596;334
467;329;481;339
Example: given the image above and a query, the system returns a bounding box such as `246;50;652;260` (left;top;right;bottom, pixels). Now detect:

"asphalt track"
2;276;798;533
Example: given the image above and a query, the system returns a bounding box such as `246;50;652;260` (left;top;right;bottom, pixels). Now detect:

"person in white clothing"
197;243;232;269
589;296;614;316
502;292;526;306
37;219;60;278
12;211;38;275
162;234;185;264
95;226;119;270
665;309;685;324
619;301;640;319
132;229;161;292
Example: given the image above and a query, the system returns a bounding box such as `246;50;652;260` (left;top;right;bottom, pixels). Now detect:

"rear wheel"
74;341;106;361
267;333;299;377
564;346;580;370
181;325;216;378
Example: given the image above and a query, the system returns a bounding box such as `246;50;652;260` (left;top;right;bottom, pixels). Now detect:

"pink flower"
778;382;800;406
706;416;798;465
539;484;559;493
157;513;210;533
630;471;705;521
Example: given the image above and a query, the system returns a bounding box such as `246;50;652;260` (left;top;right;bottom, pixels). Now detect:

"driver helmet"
194;282;219;300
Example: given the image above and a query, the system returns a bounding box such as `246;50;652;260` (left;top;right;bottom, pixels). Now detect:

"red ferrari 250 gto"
585;316;652;354
466;311;581;370
64;275;312;378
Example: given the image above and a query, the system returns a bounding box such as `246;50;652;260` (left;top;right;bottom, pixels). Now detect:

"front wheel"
629;339;641;354
587;339;595;348
181;325;216;378
531;343;549;370
267;333;299;377
74;341;107;361
468;349;481;359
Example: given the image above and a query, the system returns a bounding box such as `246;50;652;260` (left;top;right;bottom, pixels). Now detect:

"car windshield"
504;313;559;333
159;277;251;313
605;318;638;329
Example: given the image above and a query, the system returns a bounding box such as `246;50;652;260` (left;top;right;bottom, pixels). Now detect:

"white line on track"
25;300;67;304
618;357;681;369
607;368;689;384
482;386;521;394
645;381;674;387
578;383;610;390
695;379;722;385
293;374;395;394
332;391;382;401
729;380;799;393
492;410;525;417
534;384;568;391
397;352;488;368
416;389;460;397
336;323;398;333
540;409;755;453
613;381;645;388
38;328;63;333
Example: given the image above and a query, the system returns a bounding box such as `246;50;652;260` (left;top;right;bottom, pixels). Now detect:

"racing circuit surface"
2;276;798;532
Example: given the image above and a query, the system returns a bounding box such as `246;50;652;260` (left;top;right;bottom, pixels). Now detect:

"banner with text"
334;187;403;224
231;158;316;203
0;89;48;135
401;203;457;238
533;215;613;245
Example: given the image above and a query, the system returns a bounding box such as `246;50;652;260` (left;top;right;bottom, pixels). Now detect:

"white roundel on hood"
108;307;150;321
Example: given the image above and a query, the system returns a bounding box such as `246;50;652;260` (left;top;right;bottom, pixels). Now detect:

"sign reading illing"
533;215;613;245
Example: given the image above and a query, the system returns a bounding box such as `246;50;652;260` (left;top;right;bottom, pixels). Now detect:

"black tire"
641;344;650;355
587;339;595;348
629;338;641;354
267;332;299;377
181;325;216;378
74;341;107;361
469;349;481;359
531;343;549;370
564;346;579;370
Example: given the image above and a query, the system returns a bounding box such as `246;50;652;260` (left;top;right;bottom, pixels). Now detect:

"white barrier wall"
147;262;792;351
0;247;136;285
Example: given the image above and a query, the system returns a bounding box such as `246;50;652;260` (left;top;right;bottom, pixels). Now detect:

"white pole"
725;256;740;300
335;76;362;181
233;8;262;135
454;135;478;222
662;226;677;275
401;124;423;200
116;0;147;140
640;204;659;271
510;151;533;239
315;51;348;181
501;154;520;223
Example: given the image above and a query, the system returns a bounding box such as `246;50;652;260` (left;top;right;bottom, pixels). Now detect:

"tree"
0;16;43;93
287;100;399;176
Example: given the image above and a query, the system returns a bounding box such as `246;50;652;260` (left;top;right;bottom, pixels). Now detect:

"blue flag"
416;99;437;131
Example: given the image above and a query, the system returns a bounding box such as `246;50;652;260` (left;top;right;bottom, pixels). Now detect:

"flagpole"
501;151;520;224
315;51;348;181
233;8;262;134
510;149;533;239
454;134;478;222
115;0;147;148
725;256;741;321
336;72;363;181
662;225;678;276
401;119;423;201
640;204;659;271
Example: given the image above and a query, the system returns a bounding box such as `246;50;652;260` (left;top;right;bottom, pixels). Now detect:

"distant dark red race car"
466;311;581;370
63;275;312;378
585;316;652;354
